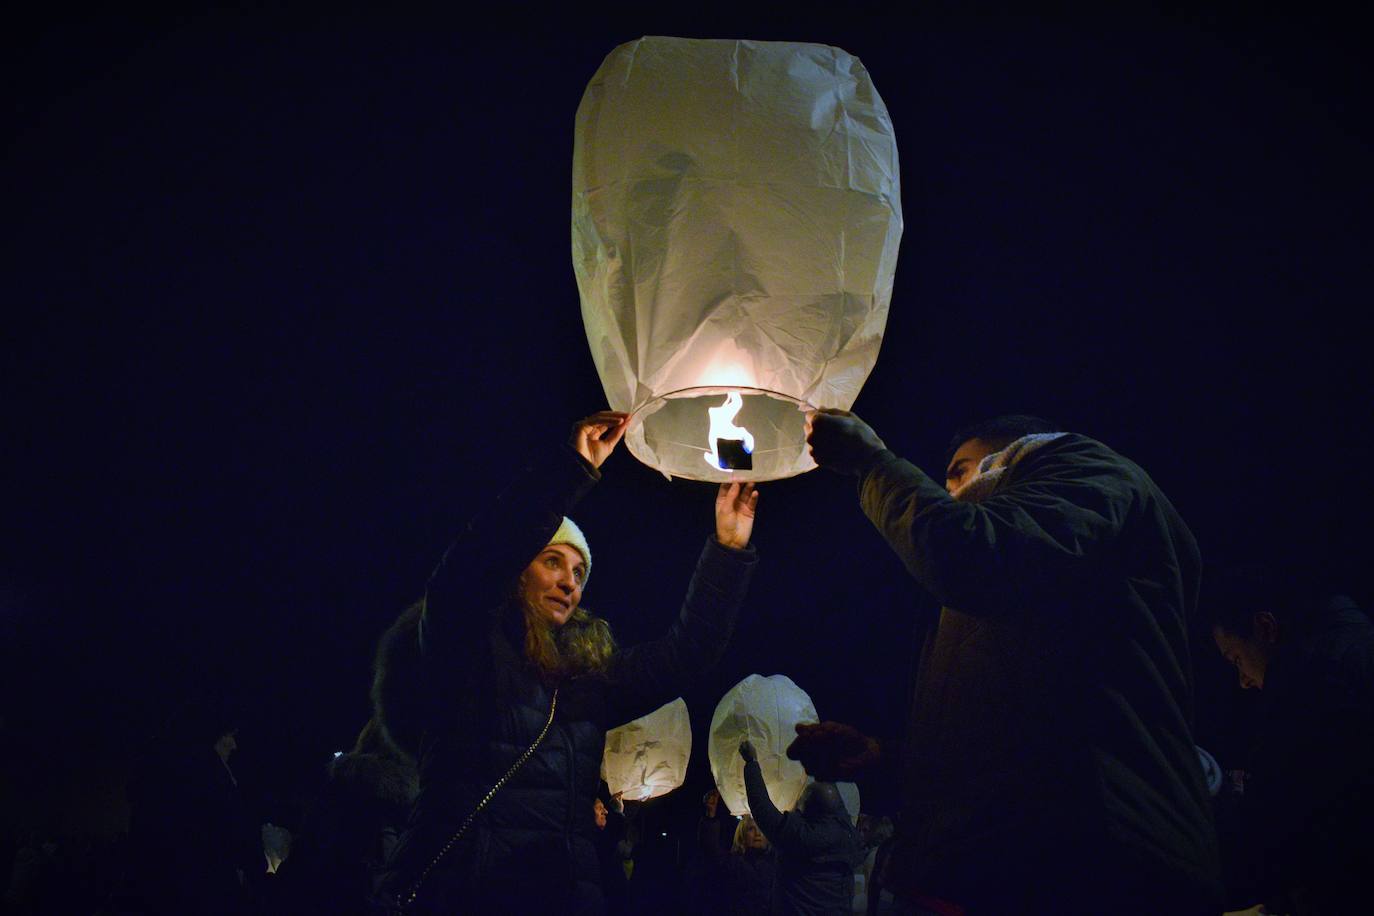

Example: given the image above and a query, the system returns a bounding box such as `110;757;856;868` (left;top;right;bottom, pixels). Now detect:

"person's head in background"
732;814;769;853
1205;564;1340;690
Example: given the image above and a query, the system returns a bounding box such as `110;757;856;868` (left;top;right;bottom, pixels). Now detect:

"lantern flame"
704;392;755;470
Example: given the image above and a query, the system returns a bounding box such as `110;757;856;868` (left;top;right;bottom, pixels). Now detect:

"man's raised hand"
805;408;887;476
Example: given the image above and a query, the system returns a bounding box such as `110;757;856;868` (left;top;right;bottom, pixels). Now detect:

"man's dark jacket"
858;434;1220;910
373;445;756;913
1221;596;1374;914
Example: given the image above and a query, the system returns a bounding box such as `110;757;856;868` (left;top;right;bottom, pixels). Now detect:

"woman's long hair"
371;587;619;759
520;597;616;680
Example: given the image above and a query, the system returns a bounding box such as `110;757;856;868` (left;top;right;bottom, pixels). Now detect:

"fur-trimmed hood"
329;748;419;809
371;601;428;761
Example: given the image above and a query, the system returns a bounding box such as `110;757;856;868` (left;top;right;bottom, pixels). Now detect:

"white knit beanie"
547;516;592;586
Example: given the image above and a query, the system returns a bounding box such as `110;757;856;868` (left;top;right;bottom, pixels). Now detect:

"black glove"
738;739;758;764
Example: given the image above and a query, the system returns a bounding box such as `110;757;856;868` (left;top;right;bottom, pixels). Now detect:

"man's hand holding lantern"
805;408;887;476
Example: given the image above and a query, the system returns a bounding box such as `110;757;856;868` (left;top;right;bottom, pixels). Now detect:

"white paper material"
573;36;902;481
836;780;861;825
708;674;819;816
600;697;692;802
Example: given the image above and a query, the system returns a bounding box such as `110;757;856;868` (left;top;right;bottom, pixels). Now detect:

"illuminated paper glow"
601;698;692;802
708;674;819;816
573;36;902;481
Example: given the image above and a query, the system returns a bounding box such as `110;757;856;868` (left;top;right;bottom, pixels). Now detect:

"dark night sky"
4;9;1372;835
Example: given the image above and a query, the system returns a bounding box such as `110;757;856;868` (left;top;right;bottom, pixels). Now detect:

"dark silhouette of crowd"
6;411;1372;916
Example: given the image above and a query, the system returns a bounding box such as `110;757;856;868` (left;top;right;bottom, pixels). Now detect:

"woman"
371;411;758;914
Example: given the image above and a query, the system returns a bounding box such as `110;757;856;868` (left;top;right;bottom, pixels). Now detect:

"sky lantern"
708;674;819;816
600;697;692;802
573;36;902;481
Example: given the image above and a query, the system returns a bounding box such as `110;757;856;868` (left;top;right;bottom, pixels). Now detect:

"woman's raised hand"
715;481;759;550
571;410;629;469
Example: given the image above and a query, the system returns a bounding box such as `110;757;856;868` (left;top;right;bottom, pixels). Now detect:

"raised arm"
605;483;758;723
807;411;1139;617
855;435;1138;615
739;740;812;856
420;411;625;657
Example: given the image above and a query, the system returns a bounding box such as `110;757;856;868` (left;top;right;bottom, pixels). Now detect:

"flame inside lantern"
704;392;755;470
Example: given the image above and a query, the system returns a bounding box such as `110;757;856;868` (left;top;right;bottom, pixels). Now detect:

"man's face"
1212;621;1275;689
945;438;996;494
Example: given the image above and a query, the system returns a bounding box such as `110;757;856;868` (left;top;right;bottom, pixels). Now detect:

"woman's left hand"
715;481;759;550
571;410;629;469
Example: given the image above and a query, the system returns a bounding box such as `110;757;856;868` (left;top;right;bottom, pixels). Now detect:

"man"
806;412;1220;914
1207;566;1374;914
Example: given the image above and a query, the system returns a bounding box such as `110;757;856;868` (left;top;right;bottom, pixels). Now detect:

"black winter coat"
376;445;756;914
858;434;1221;912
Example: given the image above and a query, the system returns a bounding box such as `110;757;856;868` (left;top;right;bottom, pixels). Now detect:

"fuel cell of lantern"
716;438;753;471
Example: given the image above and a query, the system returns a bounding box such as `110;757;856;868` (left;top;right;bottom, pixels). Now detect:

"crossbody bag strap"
395;685;560;911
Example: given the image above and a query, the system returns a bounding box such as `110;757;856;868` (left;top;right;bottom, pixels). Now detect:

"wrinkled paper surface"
837;780;861;825
601;697;691;802
708;673;819;816
573;36;902;481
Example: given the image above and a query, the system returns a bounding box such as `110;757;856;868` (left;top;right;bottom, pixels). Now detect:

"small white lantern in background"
601;698;692;802
708;674;819;816
836;780;861;826
573;36;903;482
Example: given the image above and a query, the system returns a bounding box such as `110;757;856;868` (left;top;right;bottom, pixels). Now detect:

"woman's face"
520;544;585;627
739;817;767;850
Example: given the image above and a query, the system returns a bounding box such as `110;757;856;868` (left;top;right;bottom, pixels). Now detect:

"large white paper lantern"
600;698;691;802
573;36;903;482
708;674;819;816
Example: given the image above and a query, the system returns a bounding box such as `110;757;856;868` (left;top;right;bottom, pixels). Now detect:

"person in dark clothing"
125;696;261;916
273;718;417;915
370;410;759;915
592;789;630;916
738;727;866;916
696;789;776;916
1207;566;1374;915
805;412;1221;914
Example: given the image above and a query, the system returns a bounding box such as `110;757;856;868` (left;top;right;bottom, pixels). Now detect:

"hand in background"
738;739;758;763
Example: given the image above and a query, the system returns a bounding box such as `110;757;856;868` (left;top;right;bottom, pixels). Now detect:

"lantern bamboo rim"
627;386;817;422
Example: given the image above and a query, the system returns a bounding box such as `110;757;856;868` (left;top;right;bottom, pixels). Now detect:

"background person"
738;722;872;916
1206;565;1374;915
